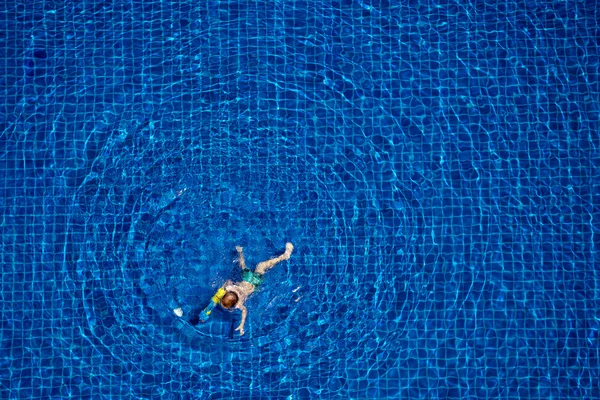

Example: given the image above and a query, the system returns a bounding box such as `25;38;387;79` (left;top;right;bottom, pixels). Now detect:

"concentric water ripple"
63;110;416;394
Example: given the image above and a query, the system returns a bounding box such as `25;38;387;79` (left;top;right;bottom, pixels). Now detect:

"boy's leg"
236;246;248;270
255;243;294;274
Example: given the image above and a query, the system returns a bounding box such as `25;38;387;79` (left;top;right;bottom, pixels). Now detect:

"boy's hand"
235;246;243;253
235;325;245;336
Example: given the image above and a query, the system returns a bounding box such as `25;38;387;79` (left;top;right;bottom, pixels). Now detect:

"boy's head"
220;292;238;309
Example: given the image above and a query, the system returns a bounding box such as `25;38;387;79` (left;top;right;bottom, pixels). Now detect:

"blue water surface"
1;0;599;399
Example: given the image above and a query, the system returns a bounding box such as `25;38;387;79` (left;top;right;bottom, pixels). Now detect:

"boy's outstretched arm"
221;280;233;289
235;246;247;270
235;304;248;336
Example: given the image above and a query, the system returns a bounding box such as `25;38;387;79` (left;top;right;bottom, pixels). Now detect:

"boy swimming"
174;243;294;336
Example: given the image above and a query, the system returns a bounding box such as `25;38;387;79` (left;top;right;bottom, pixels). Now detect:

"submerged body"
219;243;294;335
223;280;254;307
174;243;294;336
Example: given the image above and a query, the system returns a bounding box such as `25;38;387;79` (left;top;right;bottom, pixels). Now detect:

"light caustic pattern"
0;0;599;399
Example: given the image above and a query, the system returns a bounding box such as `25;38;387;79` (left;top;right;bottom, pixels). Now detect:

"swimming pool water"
1;0;599;398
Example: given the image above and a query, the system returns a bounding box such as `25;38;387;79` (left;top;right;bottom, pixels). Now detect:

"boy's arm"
235;246;247;270
220;280;233;289
235;304;248;336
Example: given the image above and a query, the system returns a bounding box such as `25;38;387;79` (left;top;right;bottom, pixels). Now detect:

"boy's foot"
173;308;183;317
282;242;294;260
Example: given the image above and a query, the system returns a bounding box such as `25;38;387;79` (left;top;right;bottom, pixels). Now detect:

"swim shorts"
242;269;264;287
